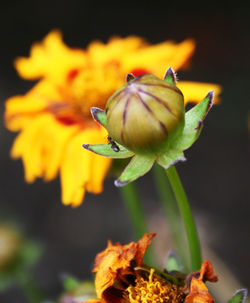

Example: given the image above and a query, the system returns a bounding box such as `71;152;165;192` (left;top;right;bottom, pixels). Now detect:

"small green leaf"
115;155;155;186
228;289;248;303
174;91;214;150
163;67;177;86
83;143;134;158
156;150;186;169
19;241;43;267
62;275;80;291
91;107;107;128
166;251;182;272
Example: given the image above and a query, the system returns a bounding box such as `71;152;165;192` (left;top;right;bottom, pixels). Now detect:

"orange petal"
135;232;156;266
93;233;155;299
199;260;218;283
15;30;86;84
178;81;222;105
185;278;215;303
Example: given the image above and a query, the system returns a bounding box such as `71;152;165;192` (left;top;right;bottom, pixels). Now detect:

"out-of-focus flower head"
5;31;221;207
0;224;22;270
83;233;217;303
0;223;42;293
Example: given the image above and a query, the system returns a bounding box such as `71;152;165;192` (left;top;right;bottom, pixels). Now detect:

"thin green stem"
152;165;189;271
166;165;202;271
119;183;155;266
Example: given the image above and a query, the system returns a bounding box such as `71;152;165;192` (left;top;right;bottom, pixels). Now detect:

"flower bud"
106;74;185;153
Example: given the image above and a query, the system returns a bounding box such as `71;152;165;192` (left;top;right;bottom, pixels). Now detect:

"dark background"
0;2;249;302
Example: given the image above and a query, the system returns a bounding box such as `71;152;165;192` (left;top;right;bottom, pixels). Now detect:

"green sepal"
115;154;155;186
163;67;177;86
166;251;182;272
174;90;214;151
228;289;248;303
156;149;186;169
91;107;107;128
82;143;134;158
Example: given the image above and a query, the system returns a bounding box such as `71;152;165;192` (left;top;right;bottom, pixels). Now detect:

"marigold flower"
83;233;217;303
5;31;221;207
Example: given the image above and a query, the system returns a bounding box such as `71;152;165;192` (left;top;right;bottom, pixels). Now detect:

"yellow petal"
85;128;112;194
15;30;86;84
121;39;195;77
178;81;222;105
60;126;111;207
5;80;63;131
11;113;78;183
87;36;146;66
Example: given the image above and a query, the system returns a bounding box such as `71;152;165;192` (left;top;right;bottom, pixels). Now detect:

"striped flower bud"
106;74;185;153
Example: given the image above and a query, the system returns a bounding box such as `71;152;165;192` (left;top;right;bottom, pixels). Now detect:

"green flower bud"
106;74;185;153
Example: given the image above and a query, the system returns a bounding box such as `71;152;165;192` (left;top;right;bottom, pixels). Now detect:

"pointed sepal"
164;67;177;86
228;289;248;303
126;73;136;82
82;143;134;158
166;251;182;272
185;90;214;129
174;90;214;151
156;150;186;169
91;107;107;128
114;154;155;186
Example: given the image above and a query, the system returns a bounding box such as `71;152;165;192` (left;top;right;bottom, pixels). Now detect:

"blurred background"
0;1;249;302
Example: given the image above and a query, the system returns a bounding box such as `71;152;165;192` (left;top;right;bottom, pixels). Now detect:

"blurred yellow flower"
5;31;221;207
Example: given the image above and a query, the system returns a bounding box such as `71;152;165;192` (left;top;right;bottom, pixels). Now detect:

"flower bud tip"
82;144;89;150
206;90;214;105
114;179;128;187
91;107;104;120
164;67;177;85
204;90;214;120
90;107;107;127
126;73;136;82
236;289;248;301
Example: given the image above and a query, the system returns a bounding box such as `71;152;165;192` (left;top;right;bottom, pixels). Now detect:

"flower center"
52;63;125;126
126;269;185;303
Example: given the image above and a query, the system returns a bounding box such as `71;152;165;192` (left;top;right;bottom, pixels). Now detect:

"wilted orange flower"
5;31;221;207
84;233;217;303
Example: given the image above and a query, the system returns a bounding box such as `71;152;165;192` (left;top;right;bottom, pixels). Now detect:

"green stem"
153;165;189;271
119;183;155;266
166;165;202;271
